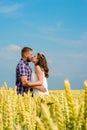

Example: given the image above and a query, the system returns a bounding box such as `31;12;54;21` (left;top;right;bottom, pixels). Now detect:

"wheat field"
0;80;87;130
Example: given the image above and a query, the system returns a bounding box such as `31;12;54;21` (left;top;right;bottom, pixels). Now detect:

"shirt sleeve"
19;63;26;76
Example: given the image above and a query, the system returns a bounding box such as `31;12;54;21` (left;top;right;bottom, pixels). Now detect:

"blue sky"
0;0;87;90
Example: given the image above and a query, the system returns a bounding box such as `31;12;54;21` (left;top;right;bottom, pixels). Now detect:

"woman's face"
32;54;38;64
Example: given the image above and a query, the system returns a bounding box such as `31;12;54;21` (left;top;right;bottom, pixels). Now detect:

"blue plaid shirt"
16;59;32;95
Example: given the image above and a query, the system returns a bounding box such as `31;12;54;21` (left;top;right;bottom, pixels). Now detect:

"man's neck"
22;57;27;62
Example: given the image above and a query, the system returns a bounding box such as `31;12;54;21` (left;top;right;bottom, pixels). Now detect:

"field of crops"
0;80;87;130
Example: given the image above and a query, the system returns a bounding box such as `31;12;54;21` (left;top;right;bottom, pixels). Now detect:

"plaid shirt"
16;59;32;95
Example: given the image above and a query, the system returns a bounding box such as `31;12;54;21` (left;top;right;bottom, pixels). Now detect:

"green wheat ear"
4;82;8;89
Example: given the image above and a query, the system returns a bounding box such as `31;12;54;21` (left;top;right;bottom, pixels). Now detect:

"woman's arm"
28;65;46;92
32;85;46;92
29;65;43;86
20;75;46;92
20;66;42;86
20;66;46;92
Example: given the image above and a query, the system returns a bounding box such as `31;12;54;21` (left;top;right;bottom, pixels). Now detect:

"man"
16;47;46;95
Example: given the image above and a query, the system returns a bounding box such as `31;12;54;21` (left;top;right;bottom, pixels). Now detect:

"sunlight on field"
0;80;87;130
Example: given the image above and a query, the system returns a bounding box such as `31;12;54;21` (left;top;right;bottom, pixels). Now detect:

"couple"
16;47;49;96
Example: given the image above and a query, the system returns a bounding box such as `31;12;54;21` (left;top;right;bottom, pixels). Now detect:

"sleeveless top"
31;71;49;95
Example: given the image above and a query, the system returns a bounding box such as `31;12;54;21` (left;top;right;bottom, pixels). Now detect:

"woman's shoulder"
35;65;43;72
35;65;41;70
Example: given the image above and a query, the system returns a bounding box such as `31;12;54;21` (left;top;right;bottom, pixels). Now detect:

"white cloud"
0;44;21;60
56;21;62;28
82;32;87;40
37;22;60;34
47;51;87;60
0;3;22;14
33;23;87;47
8;44;21;51
37;21;71;34
47;59;53;64
50;71;64;77
47;50;87;79
59;52;87;60
1;44;21;51
24;24;86;49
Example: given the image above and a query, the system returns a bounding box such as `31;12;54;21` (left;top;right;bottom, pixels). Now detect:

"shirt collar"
21;58;29;65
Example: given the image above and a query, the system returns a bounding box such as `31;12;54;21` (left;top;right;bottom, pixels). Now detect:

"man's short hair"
21;47;33;57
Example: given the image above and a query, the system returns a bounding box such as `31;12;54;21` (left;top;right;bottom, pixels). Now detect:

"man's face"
26;51;33;62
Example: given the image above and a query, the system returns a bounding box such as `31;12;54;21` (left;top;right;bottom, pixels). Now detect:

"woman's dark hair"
35;53;49;78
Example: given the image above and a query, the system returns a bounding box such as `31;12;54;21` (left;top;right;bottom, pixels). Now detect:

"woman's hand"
34;86;47;92
26;81;32;86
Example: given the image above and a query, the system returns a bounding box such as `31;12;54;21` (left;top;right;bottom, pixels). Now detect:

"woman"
30;52;49;95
